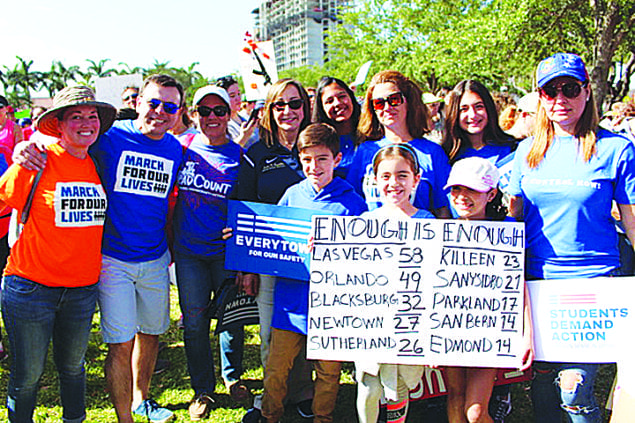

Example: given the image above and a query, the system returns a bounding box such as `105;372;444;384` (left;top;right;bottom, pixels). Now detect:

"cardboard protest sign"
239;35;278;101
527;277;634;363
225;200;330;279
307;216;526;368
95;74;143;108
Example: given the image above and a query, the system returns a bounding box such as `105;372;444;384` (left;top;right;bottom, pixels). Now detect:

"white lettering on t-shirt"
114;151;174;198
55;182;108;227
525;177;601;190
178;161;232;198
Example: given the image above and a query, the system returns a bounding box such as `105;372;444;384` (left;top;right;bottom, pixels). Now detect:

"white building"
253;0;351;72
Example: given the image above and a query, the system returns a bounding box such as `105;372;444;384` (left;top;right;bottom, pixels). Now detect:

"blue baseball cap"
536;53;589;87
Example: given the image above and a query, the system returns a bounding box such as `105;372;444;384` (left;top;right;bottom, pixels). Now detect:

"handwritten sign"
225;201;330;279
307;216;526;368
527;277;634;363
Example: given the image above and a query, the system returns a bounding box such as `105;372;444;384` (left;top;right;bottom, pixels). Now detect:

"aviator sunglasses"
147;99;180;115
197;105;229;118
272;99;304;111
372;92;404;111
122;93;138;102
539;81;587;100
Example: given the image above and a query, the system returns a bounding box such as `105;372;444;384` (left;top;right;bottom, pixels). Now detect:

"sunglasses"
147;99;180;115
372;92;404;110
539;82;587;100
197;105;229;118
123;93;138;102
272;99;304;111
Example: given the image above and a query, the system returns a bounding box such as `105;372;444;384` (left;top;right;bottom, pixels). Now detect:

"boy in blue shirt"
260;123;367;423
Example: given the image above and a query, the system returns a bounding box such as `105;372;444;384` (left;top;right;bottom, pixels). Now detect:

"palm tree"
1;57;44;107
77;59;117;87
42;61;81;97
117;62;143;75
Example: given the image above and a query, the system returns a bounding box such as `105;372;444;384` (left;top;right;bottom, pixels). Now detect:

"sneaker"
489;391;512;423
132;399;173;423
227;380;251;402
295;399;314;419
188;393;215;421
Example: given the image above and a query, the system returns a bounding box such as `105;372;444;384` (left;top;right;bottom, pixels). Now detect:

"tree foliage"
325;0;635;109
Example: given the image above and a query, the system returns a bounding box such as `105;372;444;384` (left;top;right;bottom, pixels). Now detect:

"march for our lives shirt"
91;119;183;262
173;136;242;256
509;129;635;279
346;137;450;212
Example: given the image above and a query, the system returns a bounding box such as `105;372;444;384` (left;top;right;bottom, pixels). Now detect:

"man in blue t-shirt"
92;75;184;423
13;75;184;423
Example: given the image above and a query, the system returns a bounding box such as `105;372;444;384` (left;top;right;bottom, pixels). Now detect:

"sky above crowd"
2;0;262;81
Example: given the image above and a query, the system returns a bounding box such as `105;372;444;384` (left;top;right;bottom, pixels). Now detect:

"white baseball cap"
192;85;231;108
444;157;500;192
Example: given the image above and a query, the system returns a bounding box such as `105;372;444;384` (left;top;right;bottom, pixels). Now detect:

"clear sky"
2;0;262;82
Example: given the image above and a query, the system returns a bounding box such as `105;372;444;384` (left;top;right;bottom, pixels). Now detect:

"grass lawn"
0;285;617;422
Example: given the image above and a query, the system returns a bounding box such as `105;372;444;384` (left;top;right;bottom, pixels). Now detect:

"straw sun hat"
36;86;116;138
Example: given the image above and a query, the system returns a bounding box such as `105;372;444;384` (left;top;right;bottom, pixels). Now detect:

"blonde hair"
526;88;599;168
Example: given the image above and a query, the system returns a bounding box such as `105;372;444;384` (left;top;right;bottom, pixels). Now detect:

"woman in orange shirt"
0;86;115;423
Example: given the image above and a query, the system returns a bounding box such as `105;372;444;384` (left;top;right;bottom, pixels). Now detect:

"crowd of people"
0;51;634;423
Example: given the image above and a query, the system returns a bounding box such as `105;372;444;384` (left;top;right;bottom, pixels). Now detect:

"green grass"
0;285;617;422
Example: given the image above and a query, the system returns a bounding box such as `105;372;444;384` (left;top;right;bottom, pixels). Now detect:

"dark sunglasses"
272;99;304;111
539;82;587;100
122;93;138;102
372;92;404;110
147;99;180;115
197;105;229;118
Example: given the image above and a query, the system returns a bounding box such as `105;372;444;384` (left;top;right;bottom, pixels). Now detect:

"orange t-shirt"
0;143;107;287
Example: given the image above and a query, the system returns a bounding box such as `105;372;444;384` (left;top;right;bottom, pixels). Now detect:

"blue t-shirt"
91;119;183;262
346;137;450;212
173;136;242;257
273;177;368;335
456;144;513;167
334;133;356;179
509;129;635;279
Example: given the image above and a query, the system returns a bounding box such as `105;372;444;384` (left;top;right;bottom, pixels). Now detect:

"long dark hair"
486;188;508;221
312;76;361;143
442;80;512;163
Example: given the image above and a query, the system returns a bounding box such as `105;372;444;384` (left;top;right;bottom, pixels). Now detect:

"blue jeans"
531;361;602;423
174;252;244;395
1;275;97;423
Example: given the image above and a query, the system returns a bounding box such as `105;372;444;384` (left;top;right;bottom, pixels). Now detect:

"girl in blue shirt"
312;76;361;179
442;80;515;167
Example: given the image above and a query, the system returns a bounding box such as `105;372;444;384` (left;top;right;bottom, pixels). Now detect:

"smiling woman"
0;86;115;423
346;70;451;217
312;76;361;178
509;52;635;423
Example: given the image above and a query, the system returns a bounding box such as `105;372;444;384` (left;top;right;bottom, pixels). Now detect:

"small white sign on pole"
307;217;526;368
239;39;278;101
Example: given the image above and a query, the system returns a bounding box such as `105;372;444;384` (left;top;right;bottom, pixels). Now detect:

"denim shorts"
98;250;171;343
